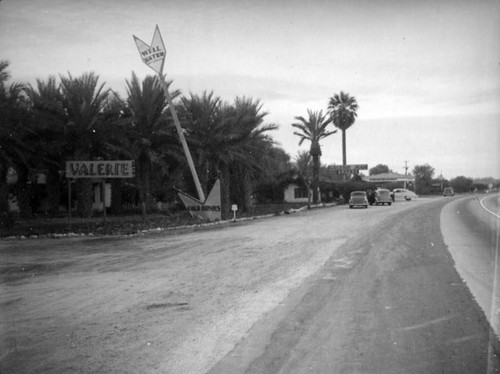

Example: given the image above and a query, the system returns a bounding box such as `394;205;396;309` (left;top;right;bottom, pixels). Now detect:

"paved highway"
2;196;499;373
211;197;500;374
442;194;500;339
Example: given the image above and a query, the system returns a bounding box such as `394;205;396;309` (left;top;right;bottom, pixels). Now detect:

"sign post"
231;204;238;222
65;160;134;231
133;26;205;202
134;26;223;221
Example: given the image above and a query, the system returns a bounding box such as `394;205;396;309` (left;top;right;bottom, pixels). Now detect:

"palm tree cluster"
0;60;285;222
292;91;359;204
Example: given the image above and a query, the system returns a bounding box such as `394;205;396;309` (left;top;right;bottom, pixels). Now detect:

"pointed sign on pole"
133;26;223;220
133;25;166;75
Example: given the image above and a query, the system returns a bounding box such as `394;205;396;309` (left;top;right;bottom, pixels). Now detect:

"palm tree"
26;76;67;215
292;109;336;204
179;91;223;193
180;92;277;218
327;91;358;166
124;72;183;217
59;72;111;218
294;150;313;208
227;97;278;212
0;60;30;222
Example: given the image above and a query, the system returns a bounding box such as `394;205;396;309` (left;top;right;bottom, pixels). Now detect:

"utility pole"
403;161;409;189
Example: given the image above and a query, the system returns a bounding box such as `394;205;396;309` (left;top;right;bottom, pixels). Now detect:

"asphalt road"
210;197;500;374
441;194;500;341
1;196;499;373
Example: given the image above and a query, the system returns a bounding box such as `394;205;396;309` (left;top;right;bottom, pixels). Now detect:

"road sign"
133;26;206;203
329;164;368;171
133;25;166;74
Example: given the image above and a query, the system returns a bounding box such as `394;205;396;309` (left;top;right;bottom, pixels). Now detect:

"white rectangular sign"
66;161;135;179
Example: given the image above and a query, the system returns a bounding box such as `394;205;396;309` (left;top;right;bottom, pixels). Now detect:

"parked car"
391;188;418;201
349;191;368;209
373;189;392;205
443;187;455;196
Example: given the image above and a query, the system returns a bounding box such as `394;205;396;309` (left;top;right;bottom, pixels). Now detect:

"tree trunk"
16;184;32;218
241;168;254;213
76;178;93;218
342;129;347;166
0;168;15;231
46;169;61;216
219;164;231;220
136;158;151;219
0;169;9;213
110;179;123;215
312;154;320;204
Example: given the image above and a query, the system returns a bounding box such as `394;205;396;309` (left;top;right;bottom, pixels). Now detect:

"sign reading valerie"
66;161;135;179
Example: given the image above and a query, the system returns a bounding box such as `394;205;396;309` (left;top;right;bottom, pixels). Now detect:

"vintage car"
349;191;369;209
373;189;392;205
391;188;418;201
443;187;455;196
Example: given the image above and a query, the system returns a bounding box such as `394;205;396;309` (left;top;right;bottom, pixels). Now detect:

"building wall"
284;183;321;203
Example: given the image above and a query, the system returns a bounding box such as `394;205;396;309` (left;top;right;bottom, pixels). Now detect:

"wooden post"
158;78;205;202
101;180;107;233
68;179;72;231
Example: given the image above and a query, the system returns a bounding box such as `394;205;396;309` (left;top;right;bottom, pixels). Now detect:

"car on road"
443;187;455;196
391;188;418;201
349;191;369;209
373;189;392;205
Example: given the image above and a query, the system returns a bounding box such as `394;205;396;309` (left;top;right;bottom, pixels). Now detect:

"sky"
1;0;499;179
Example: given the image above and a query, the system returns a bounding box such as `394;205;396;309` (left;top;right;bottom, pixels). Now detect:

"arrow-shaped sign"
175;180;222;221
133;25;166;74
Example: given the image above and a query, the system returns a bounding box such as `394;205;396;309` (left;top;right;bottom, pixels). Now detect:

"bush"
0;211;17;232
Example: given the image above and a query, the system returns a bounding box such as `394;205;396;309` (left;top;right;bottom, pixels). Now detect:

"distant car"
349;191;368;209
391;188;418;201
373;189;392;205
443;187;455;196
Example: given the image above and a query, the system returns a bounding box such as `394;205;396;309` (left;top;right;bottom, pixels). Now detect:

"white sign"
176;179;222;221
66;161;135;179
133;25;166;74
329;164;368;171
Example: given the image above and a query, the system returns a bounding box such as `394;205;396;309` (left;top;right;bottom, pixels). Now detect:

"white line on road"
480;194;500;219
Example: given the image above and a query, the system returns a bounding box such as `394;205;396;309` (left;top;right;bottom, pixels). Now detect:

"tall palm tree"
124;72;183;217
292;109;335;204
59;72;111;218
0;60;30;221
294;150;313;208
180;92;277;218
26;76;67;215
327;91;358;166
227;97;278;212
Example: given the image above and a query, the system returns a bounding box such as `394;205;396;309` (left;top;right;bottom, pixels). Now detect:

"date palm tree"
294;150;313;208
0;60;30;222
59;72;111;218
227;97;278;213
180;92;278;218
328;91;358;166
124;72;183;217
292;109;336;204
26;76;67;215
